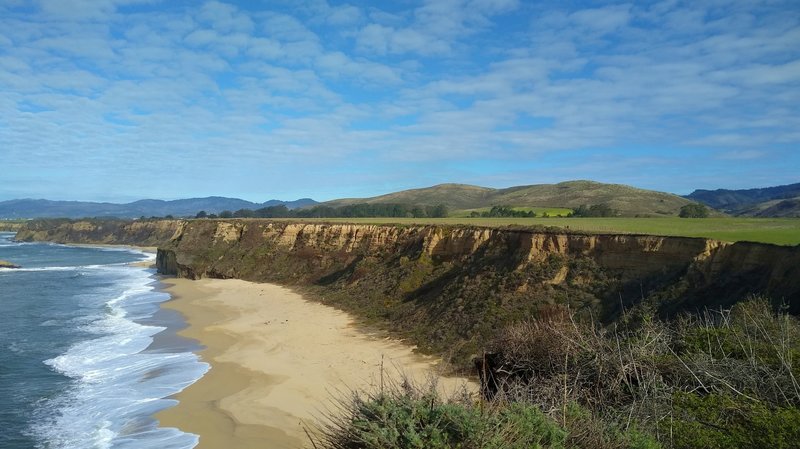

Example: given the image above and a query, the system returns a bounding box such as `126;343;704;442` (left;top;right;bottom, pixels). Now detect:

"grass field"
268;217;800;246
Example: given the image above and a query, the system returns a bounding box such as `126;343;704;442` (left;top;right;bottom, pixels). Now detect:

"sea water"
0;232;208;449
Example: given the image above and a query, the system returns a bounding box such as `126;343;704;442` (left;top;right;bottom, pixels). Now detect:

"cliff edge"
16;219;800;364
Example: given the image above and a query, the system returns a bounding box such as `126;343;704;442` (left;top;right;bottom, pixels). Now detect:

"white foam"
32;263;208;449
0;266;78;272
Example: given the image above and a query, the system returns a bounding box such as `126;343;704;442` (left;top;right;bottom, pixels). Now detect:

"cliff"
15;218;184;247
17;219;800;364
0;221;23;232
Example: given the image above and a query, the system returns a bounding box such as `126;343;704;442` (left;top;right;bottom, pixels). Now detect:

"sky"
0;0;798;202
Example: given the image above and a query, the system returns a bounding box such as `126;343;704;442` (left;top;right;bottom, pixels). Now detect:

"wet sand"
155;278;474;449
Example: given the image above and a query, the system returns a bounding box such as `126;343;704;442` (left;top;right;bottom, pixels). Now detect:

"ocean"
0;232;208;449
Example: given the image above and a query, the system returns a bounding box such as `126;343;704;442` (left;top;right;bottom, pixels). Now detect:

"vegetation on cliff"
0;220;24;232
319;298;800;448
149;221;800;367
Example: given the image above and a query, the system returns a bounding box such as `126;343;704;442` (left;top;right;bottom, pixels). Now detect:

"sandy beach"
155;278;475;449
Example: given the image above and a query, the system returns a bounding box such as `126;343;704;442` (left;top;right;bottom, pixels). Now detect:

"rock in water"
0;260;21;269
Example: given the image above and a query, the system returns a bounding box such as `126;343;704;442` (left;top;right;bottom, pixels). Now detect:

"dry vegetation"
313;298;800;448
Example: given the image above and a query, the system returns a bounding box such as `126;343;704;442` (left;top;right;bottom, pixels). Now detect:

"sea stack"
0;260;20;269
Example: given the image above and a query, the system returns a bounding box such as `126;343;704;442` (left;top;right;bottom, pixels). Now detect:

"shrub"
314;377;567;449
678;204;708;218
482;297;800;448
671;392;800;449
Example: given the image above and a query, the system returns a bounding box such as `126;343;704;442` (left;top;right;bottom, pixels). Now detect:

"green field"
450;206;574;218
267;217;800;246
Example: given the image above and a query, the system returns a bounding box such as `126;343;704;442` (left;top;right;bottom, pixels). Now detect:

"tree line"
470;206;538;218
195;203;449;219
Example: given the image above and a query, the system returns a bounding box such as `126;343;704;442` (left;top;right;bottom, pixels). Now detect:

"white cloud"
247;37;283;59
569;4;632;34
184;29;219;46
315;51;402;85
717;150;767;160
197;1;254;33
0;0;798;200
326;4;362;26
355;23;390;55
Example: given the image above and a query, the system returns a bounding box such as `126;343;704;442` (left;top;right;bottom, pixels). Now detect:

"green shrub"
678;204;708;218
483;297;800;448
316;381;566;449
672;392;800;449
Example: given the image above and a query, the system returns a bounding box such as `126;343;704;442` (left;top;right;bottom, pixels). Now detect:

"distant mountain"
261;198;318;209
0;197;319;219
735;197;800;218
325;180;696;216
687;182;800;216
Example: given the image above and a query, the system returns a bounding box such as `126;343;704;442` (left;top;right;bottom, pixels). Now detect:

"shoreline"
154;277;475;449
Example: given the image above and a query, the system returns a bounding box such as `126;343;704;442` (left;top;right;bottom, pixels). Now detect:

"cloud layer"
0;0;797;201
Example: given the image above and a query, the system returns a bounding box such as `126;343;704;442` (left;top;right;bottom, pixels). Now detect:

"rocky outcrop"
15;219;183;247
17;218;800;363
0;260;20;269
0;222;23;232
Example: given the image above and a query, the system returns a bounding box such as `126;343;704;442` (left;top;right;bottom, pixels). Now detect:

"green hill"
325;180;697;217
324;183;495;210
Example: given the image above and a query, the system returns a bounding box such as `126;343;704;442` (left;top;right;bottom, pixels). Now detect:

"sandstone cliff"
15;218;184;247
0;221;23;232
17;219;800;364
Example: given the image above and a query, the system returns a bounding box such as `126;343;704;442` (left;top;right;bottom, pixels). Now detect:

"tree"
219;210;233;218
195;210;208;219
233;208;255;218
679;203;709;218
571;204;616;217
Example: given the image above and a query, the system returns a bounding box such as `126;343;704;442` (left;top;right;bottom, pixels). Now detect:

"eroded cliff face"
15;219;184;247
18;219;800;363
156;221;713;281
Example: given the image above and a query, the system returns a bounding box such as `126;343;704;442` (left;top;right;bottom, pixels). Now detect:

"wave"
0;266;80;272
30;264;208;449
0;258;154;273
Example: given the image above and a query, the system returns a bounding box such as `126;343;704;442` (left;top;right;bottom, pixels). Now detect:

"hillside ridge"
0;197;318;219
326;180;694;216
687;182;800;216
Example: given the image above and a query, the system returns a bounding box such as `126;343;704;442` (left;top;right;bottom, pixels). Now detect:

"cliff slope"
15;219;184;247
17;219;800;364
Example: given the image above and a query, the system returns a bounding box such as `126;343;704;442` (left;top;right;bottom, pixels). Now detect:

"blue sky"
0;0;798;202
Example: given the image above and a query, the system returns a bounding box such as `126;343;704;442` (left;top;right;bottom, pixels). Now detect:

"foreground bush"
314;379;566;449
313;298;798;448
484;297;800;448
313;376;661;449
